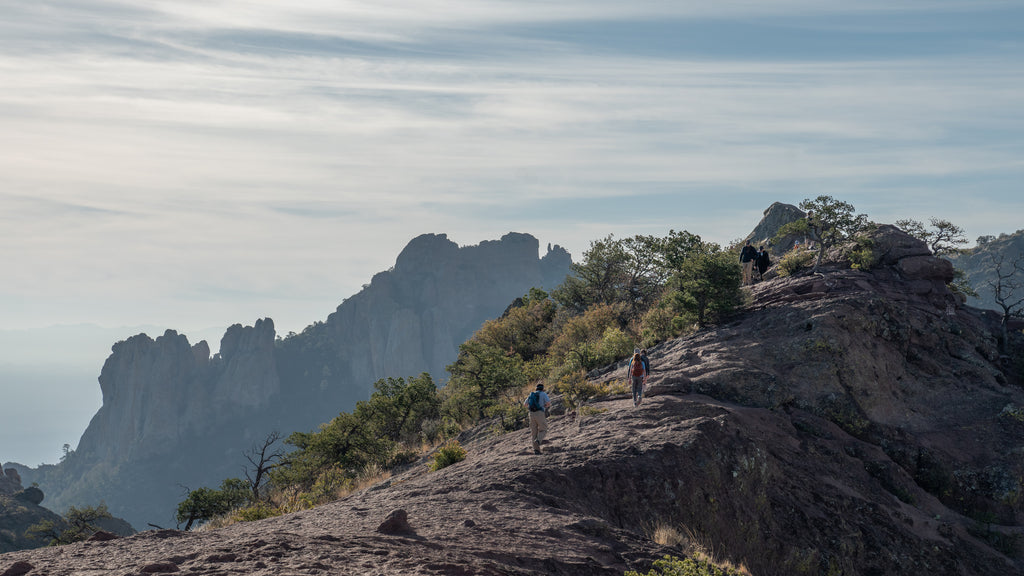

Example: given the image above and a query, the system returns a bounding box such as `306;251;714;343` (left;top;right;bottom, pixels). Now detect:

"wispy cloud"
1;1;1022;333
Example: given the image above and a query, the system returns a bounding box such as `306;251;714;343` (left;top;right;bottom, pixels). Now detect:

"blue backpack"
527;391;542;412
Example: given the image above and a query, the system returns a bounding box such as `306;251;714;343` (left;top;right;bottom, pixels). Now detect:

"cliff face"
744;201;805;253
26;233;571;530
272;232;571;429
76;320;278;464
327;232;570;385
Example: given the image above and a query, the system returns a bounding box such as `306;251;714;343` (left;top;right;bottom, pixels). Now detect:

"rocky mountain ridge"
3;226;1022;575
15;233;571;531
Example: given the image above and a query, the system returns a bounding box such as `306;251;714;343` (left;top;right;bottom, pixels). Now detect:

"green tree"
27;504;112;546
553;235;631;314
444;339;526;423
278;411;392;490
671;248;744;328
475;290;559;362
553;234;670;318
548;303;630;371
895;217;969;256
658;230;706;272
777;195;870;273
896;217;977;298
272;374;442;496
355;374;440;444
176;478;249;531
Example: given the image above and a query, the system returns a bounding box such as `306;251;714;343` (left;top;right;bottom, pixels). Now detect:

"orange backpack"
631;356;645;376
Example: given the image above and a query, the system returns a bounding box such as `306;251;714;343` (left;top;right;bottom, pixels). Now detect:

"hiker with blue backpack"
523;383;551;454
627;351;648;406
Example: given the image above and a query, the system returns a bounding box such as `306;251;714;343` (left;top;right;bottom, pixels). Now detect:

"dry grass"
651;523;753;576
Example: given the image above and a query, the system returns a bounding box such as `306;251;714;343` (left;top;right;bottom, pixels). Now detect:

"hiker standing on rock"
740;240;758;285
627;352;647;407
756;246;771;281
524;384;551;454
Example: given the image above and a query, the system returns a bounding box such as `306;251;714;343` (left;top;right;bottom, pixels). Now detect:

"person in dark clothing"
739;241;758;285
756;246;771;280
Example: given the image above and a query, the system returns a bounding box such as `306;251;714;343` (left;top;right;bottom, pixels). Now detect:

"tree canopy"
776;195;870;273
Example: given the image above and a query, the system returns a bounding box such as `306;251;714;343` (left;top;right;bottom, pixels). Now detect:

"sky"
2;1;1023;464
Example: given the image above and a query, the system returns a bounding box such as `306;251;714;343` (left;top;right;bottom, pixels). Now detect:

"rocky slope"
0;466;133;554
0;467;61;554
3;226;1021;575
17;233;571;532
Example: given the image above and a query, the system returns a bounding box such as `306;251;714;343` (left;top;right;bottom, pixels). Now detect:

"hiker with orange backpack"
627;351;647;406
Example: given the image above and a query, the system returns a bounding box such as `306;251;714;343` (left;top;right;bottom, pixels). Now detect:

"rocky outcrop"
325;233;569;386
744;201;805;254
76;319;278;464
0;468;20;496
595;227;1024;558
273;232;572;429
1;468;136;554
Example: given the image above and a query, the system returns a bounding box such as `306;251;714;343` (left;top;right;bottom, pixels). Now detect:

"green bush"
428;440;467;471
297;465;351;509
777;249;815;277
595;326;636;367
26;503;112;546
176;478;250;531
626;555;745;576
232;501;282;522
847;235;879;270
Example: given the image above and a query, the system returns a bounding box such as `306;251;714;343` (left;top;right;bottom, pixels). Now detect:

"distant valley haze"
2;1;1023;466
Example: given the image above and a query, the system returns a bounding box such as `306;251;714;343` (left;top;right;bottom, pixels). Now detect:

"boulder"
14;487;43;506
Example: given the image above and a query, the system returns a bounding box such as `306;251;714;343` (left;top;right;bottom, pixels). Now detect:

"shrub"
595;326;636;366
640;302;680;347
776;249;815;277
297;465;351;509
625;555;747;576
847;235;879;270
232;501;282;522
26;504;112;546
428;440;467;471
176;479;250;531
